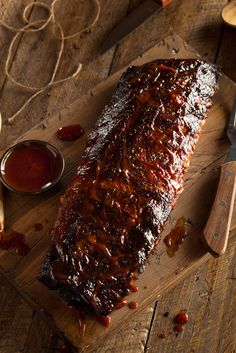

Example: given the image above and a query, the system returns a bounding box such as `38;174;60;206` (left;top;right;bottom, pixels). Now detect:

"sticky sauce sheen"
100;316;111;327
128;301;138;309
164;217;187;257
175;311;189;324
39;59;219;320
57;124;84;141
174;311;189;333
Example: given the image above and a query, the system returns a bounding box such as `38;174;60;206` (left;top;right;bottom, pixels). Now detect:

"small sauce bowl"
0;140;65;194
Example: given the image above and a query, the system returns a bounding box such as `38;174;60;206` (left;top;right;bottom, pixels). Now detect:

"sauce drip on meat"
39;59;220;321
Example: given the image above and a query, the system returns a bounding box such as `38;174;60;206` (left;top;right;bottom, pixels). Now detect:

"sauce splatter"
131;286;139;293
34;223;43;232
128;301;138;310
0;231;30;256
158;333;167;339
57;124;84;141
100;316;111;327
175;311;189;325
164;217;187;257
174;311;189;334
163;311;169;317
174;324;184;332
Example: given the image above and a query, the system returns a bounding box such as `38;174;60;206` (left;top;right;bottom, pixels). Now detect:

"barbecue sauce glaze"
39;59;219;320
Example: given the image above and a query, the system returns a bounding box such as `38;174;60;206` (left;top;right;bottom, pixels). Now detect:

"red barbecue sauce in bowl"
0;140;64;194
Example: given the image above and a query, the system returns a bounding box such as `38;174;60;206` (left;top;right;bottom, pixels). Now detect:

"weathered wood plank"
216;25;236;82
93;307;154;353
0;0;235;352
144;235;236;353
110;0;228;74
0;272;33;353
0;0;131;149
22;313;55;353
0;34;235;352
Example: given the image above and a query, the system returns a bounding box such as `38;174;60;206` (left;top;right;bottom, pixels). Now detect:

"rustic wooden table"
0;0;235;352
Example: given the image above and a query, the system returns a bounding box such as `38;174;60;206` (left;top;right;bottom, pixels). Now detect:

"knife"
203;95;236;256
100;0;172;54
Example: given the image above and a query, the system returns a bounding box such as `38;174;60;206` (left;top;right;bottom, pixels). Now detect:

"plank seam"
143;301;158;353
108;1;132;76
214;23;225;64
0;266;69;346
22;309;36;353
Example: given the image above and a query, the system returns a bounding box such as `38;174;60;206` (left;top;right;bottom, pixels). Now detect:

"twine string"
0;0;100;124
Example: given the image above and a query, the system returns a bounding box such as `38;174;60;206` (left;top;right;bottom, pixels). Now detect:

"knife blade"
100;0;171;54
203;95;236;257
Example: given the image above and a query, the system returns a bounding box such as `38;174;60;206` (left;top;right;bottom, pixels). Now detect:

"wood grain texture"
216;25;236;82
0;0;131;149
0;0;236;352
145;235;236;353
204;161;236;256
0;271;33;353
0;34;235;352
110;0;228;74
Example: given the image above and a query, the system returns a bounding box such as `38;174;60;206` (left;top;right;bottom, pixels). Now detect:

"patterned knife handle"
203;161;236;256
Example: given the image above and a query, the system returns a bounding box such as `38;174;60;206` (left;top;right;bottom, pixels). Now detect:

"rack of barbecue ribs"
39;59;220;320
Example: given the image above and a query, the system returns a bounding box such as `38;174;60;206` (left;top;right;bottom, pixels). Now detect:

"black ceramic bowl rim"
0;140;65;194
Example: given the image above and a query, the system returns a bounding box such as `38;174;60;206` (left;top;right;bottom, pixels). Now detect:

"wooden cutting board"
0;33;236;352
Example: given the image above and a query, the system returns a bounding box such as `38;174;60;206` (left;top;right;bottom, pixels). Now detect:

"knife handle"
203;161;236;256
155;0;172;7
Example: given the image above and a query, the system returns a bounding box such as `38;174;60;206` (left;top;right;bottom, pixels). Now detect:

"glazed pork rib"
39;59;220;318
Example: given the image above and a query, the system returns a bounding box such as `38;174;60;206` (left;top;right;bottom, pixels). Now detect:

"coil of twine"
0;0;101;124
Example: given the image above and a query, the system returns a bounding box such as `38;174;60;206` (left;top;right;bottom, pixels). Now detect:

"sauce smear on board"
0;231;30;256
34;223;43;232
164;217;187;257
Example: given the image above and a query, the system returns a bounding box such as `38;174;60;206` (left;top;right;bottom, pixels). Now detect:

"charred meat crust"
39;59;220;317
